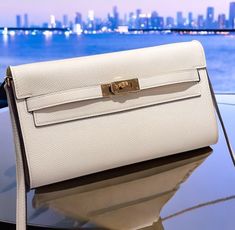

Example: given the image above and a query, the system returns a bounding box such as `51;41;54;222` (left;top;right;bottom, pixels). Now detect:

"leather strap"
206;70;235;165
4;83;27;230
26;70;198;112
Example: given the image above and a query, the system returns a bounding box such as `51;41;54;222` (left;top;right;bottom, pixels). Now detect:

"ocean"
0;33;235;92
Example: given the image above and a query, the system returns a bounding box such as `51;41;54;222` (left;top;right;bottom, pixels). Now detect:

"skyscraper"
206;7;214;28
87;10;95;30
151;11;159;28
113;6;119;29
16;15;22;28
50;15;56;28
74;12;83;33
188;12;193;28
229;2;235;28
24;14;28;28
218;14;226;29
136;9;142;18
128;12;136;29
63;14;69;27
123;13;128;26
176;12;184;28
157;17;164;29
75;12;82;24
108;6;119;30
197;15;204;28
166;17;174;28
136;9;142;29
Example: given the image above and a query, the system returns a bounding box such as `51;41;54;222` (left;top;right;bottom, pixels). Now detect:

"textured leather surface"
27;70;200;126
7;40;218;189
26;69;199;112
33;83;200;126
10;41;206;99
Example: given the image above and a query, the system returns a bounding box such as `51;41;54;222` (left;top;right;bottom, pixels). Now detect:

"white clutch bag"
3;40;235;230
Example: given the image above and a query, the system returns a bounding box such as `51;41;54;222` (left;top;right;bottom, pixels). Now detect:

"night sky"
0;0;234;26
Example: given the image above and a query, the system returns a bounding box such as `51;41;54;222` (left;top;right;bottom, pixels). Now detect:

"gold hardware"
101;78;140;97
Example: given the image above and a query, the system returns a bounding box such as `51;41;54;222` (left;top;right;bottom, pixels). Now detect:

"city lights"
1;2;235;35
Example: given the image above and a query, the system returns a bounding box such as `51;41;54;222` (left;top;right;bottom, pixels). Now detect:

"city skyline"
1;0;235;26
7;2;235;32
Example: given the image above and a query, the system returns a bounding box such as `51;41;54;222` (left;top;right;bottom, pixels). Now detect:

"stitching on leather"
28;94;102;111
27;87;102;111
28;84;100;100
141;73;199;90
34;92;201;126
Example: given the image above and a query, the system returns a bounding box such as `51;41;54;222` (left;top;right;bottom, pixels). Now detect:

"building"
151;11;159;29
12;4;235;32
135;9;142;29
138;14;150;29
229;2;235;28
75;12;82;25
50;15;56;28
16;15;22;28
218;14;226;29
149;12;164;29
74;12;82;32
108;6;119;30
206;7;214;28
122;13;128;26
166;17;174;28
128;12;136;29
42;22;49;28
156;16;164;29
197;15;204;28
63;15;69;28
113;6;119;29
55;20;62;28
87;10;95;30
24;14;29;28
176;12;184;28
188;12;193;28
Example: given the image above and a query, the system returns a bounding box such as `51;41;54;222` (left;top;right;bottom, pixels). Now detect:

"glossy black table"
1;94;235;230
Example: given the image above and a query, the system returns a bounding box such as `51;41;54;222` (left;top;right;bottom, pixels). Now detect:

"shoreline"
1;27;235;36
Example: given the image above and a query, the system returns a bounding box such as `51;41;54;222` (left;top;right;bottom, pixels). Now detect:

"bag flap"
7;40;206;100
26;69;200;112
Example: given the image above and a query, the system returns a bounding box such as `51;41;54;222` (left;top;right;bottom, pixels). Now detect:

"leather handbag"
2;40;235;230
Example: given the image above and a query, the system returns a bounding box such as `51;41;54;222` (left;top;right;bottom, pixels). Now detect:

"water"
1;33;235;92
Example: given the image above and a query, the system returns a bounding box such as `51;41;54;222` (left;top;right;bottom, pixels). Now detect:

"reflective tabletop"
0;94;235;230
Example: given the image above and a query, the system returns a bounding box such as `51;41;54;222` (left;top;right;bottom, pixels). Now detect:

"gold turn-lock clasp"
101;78;140;97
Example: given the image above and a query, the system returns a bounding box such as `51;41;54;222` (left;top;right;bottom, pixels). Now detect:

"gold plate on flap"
101;78;140;97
